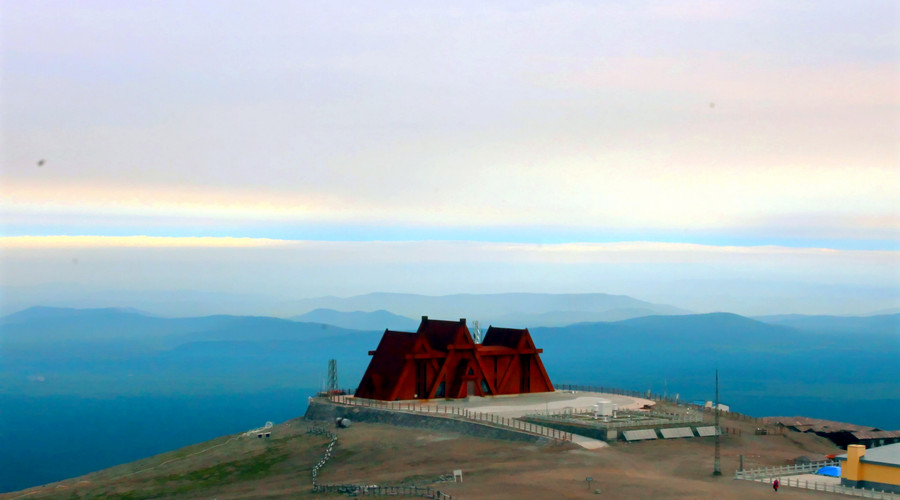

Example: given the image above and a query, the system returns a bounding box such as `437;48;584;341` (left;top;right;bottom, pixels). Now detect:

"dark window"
520;354;531;392
416;360;428;398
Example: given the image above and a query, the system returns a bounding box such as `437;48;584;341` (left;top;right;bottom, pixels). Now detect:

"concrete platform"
387;390;654;450
411;390;655;419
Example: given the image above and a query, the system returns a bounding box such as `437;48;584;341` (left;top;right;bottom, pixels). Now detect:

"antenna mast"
327;359;338;394
713;369;722;476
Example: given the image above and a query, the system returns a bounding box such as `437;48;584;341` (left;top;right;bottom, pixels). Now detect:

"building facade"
355;317;554;401
839;443;900;493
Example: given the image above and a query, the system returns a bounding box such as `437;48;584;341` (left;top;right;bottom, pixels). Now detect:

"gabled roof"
851;430;900;440
418;317;471;351
860;442;900;467
367;330;419;383
482;326;530;348
764;416;878;434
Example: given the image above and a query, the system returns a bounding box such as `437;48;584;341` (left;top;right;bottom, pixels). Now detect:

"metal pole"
713;369;722;476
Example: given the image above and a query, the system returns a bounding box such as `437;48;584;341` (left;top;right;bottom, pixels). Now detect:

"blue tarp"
816;466;841;477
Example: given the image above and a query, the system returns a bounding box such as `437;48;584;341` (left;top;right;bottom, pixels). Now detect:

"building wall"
841;444;900;493
305;398;553;445
357;319;554;401
487;354;521;395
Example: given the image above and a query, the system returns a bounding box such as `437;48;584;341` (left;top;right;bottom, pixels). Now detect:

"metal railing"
522;408;703;430
735;460;899;498
328;394;573;444
735;460;838;480
307;425;454;499
307;426;338;490
313;484;453;498
777;477;899;499
557;383;767;424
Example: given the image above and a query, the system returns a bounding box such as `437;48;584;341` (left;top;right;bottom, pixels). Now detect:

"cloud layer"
1;2;897;313
2;236;897;315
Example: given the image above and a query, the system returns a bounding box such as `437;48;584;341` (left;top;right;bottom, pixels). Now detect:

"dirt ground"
2;409;849;500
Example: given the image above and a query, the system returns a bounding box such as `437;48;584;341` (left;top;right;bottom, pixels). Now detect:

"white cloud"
1;2;897;315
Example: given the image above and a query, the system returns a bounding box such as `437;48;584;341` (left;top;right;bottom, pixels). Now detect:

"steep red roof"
356;317;553;401
364;330;419;390
418;317;471;352
482;326;528;348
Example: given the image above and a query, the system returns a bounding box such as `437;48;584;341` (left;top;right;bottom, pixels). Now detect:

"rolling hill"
754;313;899;336
291;308;419;331
285;292;691;324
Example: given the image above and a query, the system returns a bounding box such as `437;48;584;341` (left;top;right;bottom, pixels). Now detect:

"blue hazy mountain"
489;308;680;327
530;313;900;432
287;292;691;323
3;306;899;493
1;305;153;322
1;287;692;321
1;306;365;350
754;313;899;336
291;308;419;331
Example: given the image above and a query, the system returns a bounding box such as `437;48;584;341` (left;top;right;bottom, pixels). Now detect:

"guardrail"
522;408;703;430
307;426;338;490
314;484;453;498
735;460;899;499
735;460;838;480
778;477;899;499
328;394;573;444
307;425;454;499
557;383;767;424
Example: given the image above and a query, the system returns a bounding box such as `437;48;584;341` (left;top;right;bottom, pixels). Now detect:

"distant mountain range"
2;306;897;411
291;309;419;331
753;313;899;336
284;292;691;326
3;306;897;397
289;305;695;331
0;287;693;322
1;306;368;357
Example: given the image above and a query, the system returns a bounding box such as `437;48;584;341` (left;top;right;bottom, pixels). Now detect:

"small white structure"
453;469;463;483
705;401;730;412
243;421;273;438
593;399;617;417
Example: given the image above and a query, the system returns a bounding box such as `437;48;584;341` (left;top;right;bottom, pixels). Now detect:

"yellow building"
839;443;900;493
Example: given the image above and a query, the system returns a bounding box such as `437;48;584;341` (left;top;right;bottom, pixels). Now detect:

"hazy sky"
1;1;898;315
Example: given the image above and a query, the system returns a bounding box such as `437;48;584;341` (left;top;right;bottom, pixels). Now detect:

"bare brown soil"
2;409;848;500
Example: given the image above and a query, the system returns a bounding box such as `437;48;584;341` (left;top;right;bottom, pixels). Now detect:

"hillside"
285;292;691;323
3;307;898;493
291;308;419;331
754;313;899;336
0;410;846;500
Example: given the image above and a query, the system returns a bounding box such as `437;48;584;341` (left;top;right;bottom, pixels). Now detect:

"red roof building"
355;316;554;401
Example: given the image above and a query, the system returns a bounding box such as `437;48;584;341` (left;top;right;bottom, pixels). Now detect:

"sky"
1;1;898;316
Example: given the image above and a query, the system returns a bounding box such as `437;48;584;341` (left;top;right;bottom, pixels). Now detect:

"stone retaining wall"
305;398;555;445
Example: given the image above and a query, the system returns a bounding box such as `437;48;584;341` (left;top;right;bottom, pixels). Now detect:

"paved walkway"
570;434;609;449
391;391;652;450
432;390;654;418
774;474;840;488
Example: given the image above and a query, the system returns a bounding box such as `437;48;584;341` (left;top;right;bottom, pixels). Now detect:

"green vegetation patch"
174;447;289;484
113;447;291;499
